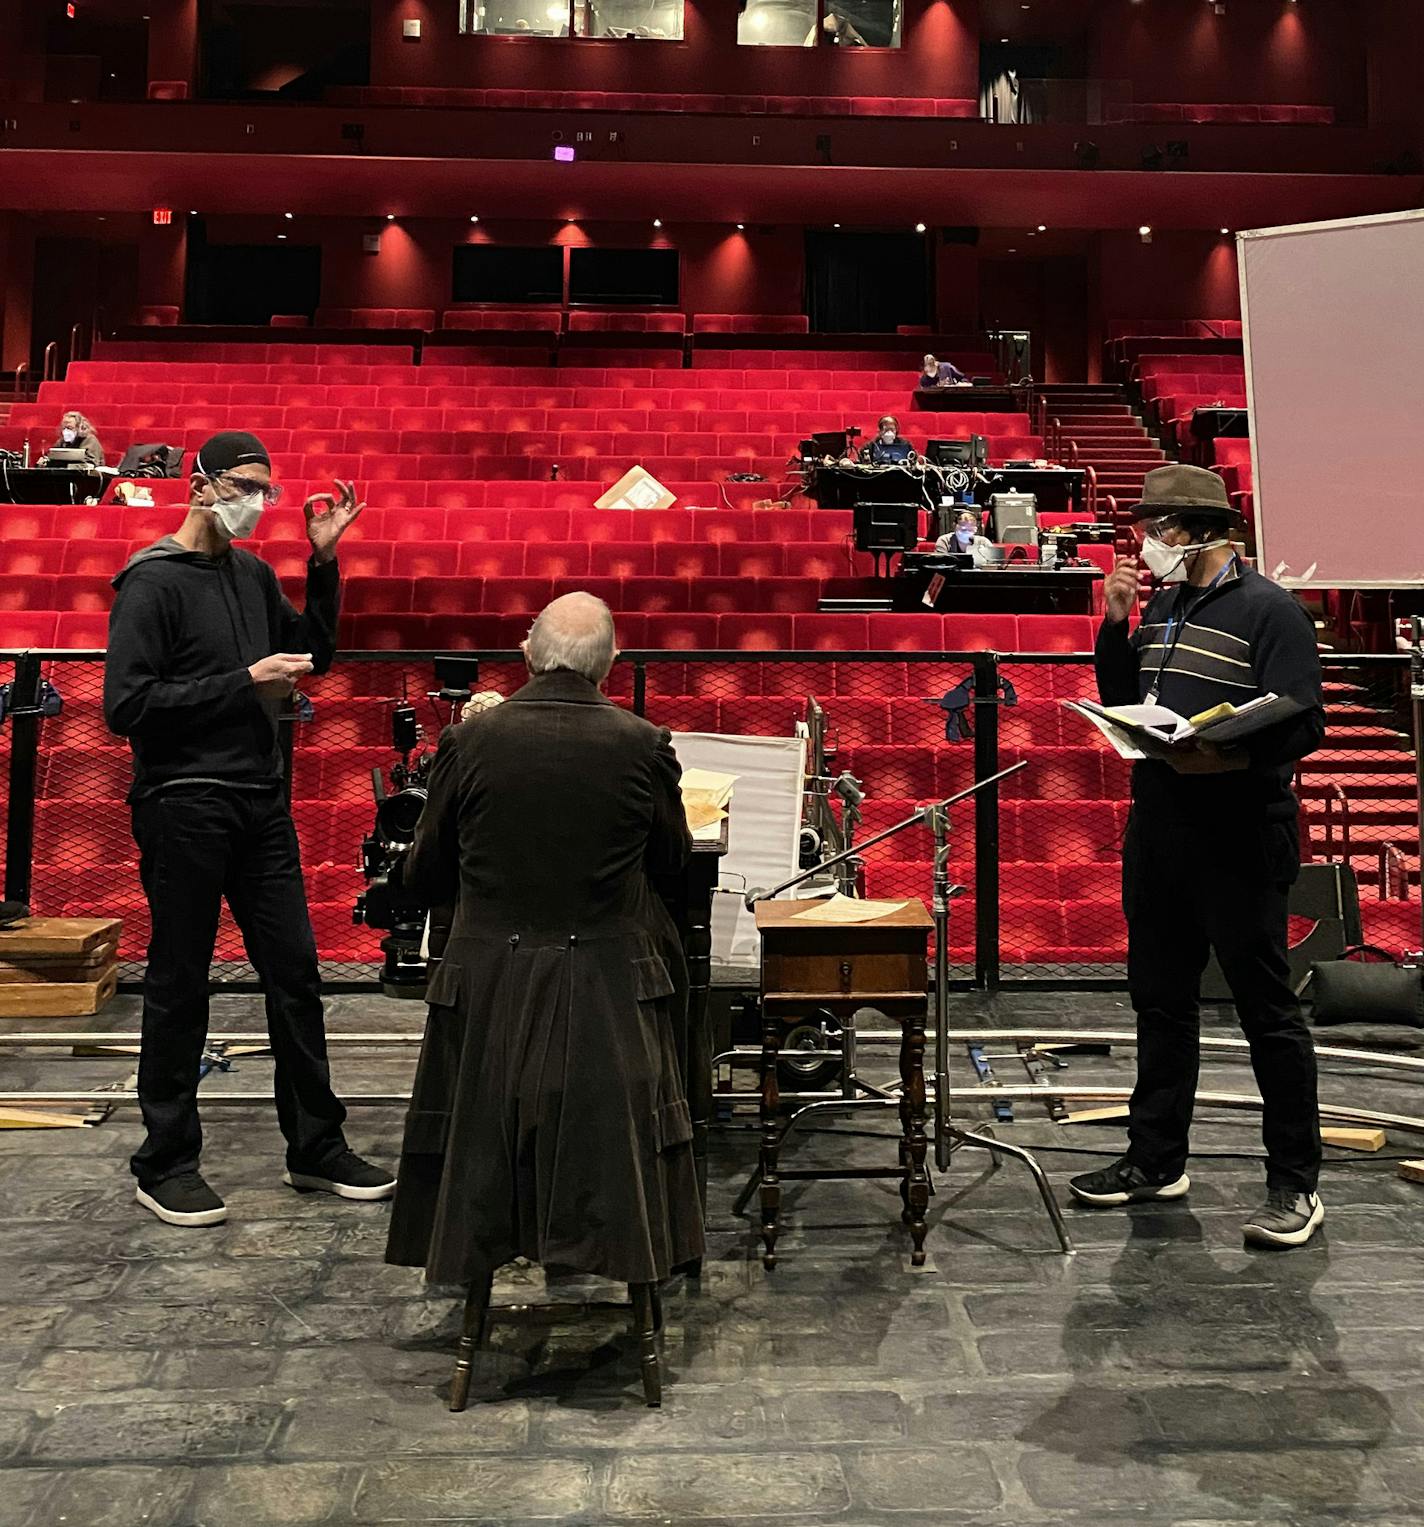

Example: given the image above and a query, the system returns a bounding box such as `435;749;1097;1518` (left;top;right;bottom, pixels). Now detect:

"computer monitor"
927;436;987;467
806;429;851;460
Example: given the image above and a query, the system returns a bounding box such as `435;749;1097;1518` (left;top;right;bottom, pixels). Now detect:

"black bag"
1308;945;1424;1028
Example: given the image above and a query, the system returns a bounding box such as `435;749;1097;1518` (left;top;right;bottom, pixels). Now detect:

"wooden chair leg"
449;1270;493;1413
629;1282;662;1408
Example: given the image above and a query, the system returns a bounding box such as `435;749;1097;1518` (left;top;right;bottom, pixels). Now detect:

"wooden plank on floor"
1321;1125;1387;1152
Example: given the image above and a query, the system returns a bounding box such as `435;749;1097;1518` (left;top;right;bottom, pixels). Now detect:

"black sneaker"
135;1171;228;1227
1068;1157;1190;1207
1243;1188;1324;1248
284;1150;395;1201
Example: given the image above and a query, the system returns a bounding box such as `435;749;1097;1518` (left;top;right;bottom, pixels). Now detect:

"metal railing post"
4;653;45;907
972;650;1001;990
632;658;647;718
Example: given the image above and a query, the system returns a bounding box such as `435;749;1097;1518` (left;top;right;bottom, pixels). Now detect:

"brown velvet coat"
383;669;704;1285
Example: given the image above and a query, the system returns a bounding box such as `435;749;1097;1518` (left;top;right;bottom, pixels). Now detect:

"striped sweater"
1094;560;1326;824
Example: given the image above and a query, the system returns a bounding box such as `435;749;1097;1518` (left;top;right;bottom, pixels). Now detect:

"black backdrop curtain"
804;231;930;334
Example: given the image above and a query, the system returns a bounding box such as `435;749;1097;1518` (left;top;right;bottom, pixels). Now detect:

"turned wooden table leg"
630;1282;662;1408
900;1001;930;1265
758;1003;784;1270
449;1269;493;1412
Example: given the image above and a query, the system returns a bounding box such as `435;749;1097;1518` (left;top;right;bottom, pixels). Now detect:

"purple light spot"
553;145;575;162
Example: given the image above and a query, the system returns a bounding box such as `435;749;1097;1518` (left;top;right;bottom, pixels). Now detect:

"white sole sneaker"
1069;1173;1191;1207
1243;1195;1324;1249
283;1169;395;1201
135;1185;228;1227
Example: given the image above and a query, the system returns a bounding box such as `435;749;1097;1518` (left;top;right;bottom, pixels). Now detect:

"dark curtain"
804;231;929;334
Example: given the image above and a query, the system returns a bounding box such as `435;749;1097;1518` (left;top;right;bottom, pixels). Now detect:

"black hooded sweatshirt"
104;536;339;801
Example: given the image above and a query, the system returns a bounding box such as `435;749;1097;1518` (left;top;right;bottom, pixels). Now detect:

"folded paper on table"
792;893;910;924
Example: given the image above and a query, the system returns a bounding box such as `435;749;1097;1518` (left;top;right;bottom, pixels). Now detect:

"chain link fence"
1;646;1414;988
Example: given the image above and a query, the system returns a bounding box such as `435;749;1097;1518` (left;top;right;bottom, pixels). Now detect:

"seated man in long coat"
385;593;704;1286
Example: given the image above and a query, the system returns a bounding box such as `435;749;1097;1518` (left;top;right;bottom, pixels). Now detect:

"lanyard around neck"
1146;557;1236;703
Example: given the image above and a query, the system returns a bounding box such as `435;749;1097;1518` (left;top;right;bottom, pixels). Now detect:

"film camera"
353;657;481;997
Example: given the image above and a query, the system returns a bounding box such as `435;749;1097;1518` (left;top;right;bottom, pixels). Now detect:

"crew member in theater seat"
104;431;394;1227
917;354;969;390
385;592;704;1293
864;415;914;465
45;409;106;467
1068;465;1327;1249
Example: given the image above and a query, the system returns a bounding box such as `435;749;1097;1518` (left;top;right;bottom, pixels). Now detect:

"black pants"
1122;814;1321;1194
130;783;347;1186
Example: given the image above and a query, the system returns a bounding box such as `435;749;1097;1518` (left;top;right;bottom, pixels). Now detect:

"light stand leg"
928;802;1074;1256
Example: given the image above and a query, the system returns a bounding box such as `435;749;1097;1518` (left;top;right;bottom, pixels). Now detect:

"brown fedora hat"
1132;463;1239;520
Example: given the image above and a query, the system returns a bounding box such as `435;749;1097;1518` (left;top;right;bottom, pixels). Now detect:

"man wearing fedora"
1068;465;1327;1248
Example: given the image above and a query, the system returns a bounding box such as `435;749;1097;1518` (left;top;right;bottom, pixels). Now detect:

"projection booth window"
459;0;684;38
738;0;901;49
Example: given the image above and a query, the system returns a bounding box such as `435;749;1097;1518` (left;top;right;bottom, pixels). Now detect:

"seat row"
71;359;935;384
0;504;843;547
0;609;1095;657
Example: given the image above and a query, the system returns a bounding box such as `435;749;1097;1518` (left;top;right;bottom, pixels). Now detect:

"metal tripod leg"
944;1125;1075;1255
732;1094;898;1217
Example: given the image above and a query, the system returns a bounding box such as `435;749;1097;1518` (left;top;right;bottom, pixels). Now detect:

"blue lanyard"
1147;558;1235;702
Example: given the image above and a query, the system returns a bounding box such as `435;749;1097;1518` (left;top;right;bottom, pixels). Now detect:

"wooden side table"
753;898;934;1269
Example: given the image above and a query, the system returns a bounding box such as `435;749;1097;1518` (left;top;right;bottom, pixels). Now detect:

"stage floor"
3;989;1423;1525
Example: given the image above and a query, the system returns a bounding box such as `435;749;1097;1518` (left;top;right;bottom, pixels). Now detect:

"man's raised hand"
304;479;365;564
1104;555;1140;624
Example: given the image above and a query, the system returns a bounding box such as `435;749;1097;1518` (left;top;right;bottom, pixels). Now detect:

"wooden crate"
0;964;119;1018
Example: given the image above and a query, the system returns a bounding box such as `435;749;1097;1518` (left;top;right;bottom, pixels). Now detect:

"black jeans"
1122;814;1322;1195
130;783;347;1186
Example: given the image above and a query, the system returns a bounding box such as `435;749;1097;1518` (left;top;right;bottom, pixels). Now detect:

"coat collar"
508;669;616;707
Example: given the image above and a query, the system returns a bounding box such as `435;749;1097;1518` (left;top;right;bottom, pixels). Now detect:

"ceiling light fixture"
284;212;293;220
736;223;745;230
386;213;395;221
915;222;927;233
470;215;480;223
652;218;662;228
1037;224;1047;232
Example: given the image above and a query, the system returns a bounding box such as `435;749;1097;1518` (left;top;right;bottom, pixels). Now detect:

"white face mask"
1140;534;1229;583
61;428;76;444
880;429;896;444
955;526;975;545
211;489;265;541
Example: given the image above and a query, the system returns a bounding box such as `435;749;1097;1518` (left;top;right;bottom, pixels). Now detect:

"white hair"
525;592;617;683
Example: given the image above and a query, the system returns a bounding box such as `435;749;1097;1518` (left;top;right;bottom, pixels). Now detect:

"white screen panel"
1239;208;1424;589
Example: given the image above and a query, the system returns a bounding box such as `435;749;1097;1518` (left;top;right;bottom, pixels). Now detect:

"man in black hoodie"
1066;465;1326;1249
105;431;394;1226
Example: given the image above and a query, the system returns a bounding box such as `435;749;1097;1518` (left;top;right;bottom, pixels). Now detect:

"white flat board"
1238;208;1424;589
670;731;807;967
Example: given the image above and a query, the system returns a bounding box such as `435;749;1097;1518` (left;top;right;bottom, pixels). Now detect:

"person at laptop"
918;355;970;390
864;415;914;466
46;410;106;468
933;509;992;563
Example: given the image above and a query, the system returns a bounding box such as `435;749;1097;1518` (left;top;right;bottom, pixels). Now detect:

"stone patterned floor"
2;989;1423;1525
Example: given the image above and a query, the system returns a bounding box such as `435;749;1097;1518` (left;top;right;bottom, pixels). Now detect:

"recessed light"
1220;227;1230;234
1008;247;1017;253
915;222;927;234
1000;36;1009;42
284;212;293;219
469;215;480;223
386;213;395;221
652;218;662;228
1139;225;1152;234
1037;224;1047;232
833;223;841;229
277;234;287;240
736;223;745;230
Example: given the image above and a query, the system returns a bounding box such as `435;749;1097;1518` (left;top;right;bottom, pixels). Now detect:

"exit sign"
152;208;173;226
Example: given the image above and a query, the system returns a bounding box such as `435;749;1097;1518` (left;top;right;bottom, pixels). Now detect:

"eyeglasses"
210;473;283;506
1133;516;1177;543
